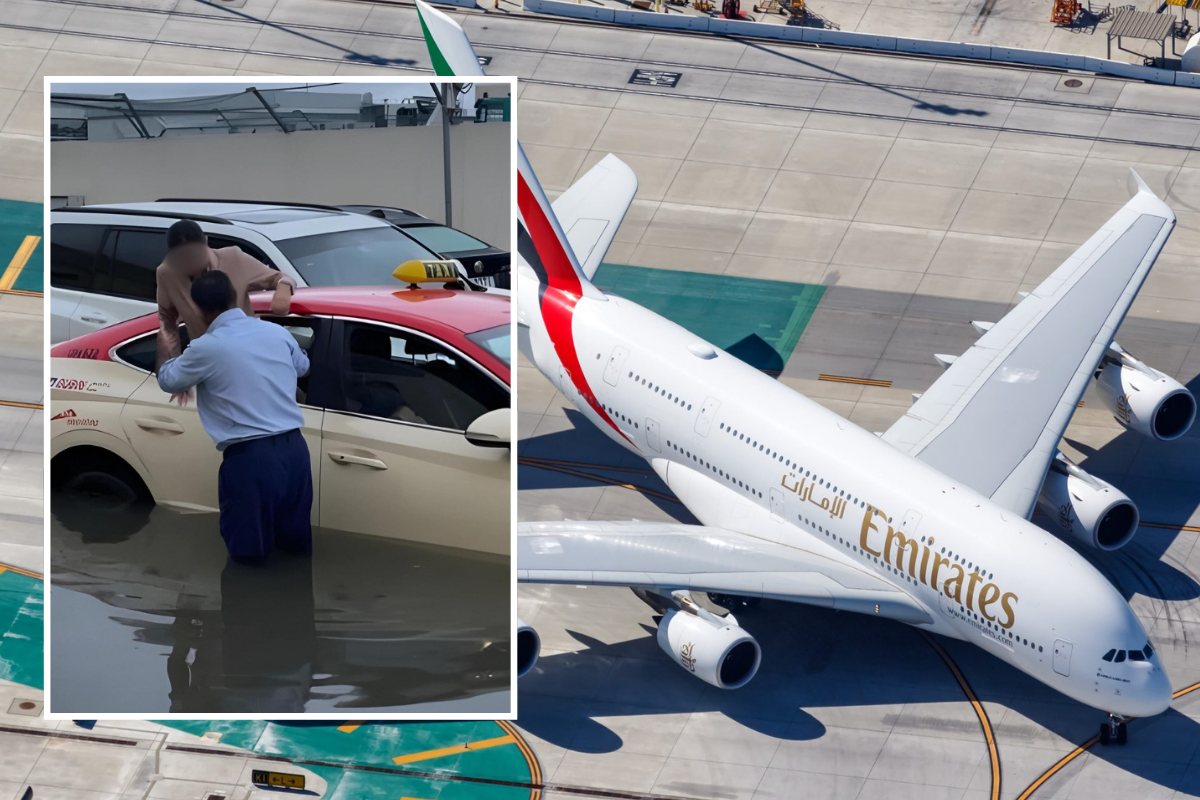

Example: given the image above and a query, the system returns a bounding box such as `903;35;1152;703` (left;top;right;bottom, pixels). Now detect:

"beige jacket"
156;246;295;359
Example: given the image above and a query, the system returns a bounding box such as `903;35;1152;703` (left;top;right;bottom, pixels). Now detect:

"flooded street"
49;492;510;714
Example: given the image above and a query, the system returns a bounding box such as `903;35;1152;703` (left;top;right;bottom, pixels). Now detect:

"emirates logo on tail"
51;409;76;421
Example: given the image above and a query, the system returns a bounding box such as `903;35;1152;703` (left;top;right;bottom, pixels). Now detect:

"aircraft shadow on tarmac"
518;376;1200;792
1061;370;1200;605
518;598;1200;794
196;0;418;68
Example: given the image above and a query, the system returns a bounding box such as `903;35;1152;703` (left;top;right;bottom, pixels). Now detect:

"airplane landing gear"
1099;714;1128;745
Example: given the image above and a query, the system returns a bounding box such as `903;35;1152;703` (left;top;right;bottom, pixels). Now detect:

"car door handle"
328;452;388;470
135;418;185;434
79;314;109;325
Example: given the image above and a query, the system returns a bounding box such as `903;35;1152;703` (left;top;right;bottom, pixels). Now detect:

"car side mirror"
464;408;510;448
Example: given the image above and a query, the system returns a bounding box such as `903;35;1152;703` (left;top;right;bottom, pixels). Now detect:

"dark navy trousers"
218;428;313;562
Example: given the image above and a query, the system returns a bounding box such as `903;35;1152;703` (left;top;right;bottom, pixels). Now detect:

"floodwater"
49;491;511;714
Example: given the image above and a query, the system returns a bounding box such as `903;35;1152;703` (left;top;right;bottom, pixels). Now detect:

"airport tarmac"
1;0;1199;798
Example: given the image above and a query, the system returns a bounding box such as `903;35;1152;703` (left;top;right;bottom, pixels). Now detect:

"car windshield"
466;324;511;368
275;226;439;286
404;225;490;254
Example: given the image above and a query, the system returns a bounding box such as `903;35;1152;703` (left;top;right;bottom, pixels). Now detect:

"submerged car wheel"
52;447;151;506
52;448;154;542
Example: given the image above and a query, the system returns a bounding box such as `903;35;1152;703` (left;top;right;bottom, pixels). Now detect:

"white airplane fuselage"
517;265;1172;719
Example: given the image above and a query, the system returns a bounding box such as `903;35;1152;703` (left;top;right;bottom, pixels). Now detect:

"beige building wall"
50;122;511;250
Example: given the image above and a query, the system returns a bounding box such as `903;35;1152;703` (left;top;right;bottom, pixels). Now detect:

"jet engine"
1095;348;1196;441
1036;458;1139;551
517;619;540;678
656;608;761;689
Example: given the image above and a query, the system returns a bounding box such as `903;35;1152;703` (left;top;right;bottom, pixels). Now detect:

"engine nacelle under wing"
517;619;540;678
1095;359;1196;442
1036;464;1138;551
656;608;761;689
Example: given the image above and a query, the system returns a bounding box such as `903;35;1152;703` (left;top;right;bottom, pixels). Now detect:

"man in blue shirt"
157;271;313;563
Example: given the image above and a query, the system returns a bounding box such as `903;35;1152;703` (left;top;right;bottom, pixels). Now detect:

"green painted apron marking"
0;569;44;689
0;200;44;294
593;263;824;373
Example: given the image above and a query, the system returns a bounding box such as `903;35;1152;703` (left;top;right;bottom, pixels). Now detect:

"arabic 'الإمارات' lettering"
780;472;848;519
780;472;1018;627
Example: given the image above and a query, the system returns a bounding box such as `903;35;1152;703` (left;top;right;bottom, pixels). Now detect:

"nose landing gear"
1099;713;1128;745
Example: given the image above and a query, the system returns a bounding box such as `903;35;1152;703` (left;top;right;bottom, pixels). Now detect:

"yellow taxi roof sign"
394;259;460;287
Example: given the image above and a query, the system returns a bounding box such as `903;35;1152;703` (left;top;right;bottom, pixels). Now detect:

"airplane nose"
1120;661;1173;718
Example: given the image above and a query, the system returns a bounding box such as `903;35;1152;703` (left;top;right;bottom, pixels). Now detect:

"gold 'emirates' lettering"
858;506;1018;628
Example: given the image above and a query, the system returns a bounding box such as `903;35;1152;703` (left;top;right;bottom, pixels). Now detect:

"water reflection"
50;491;510;713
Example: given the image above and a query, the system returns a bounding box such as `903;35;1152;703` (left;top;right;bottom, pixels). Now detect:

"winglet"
1129;168;1154;197
415;0;486;78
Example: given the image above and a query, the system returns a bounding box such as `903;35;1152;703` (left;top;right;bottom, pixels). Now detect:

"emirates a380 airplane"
416;1;1195;744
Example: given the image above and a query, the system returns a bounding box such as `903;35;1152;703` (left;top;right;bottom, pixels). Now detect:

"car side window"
331;322;507;430
207;236;276;269
111;229;166;301
114;326;192;373
260;317;321;404
50;223;107;291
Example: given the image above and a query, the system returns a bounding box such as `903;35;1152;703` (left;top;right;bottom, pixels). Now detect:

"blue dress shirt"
158;309;309;450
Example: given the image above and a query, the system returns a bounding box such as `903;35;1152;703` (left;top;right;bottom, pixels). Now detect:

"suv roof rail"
156;198;348;213
58;207;232;225
340;204;427;219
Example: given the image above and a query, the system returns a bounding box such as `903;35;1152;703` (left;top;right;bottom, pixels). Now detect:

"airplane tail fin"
415;0;486;78
415;0;602;299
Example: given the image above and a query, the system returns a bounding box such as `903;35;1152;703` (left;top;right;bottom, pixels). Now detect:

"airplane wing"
518;520;933;625
881;172;1175;518
552;154;638;281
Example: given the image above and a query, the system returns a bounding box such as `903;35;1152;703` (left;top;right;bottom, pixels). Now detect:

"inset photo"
46;76;515;717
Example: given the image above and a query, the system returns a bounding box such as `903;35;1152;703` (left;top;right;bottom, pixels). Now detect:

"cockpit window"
1102;649;1116;662
1114;650;1126;663
1128;649;1146;661
1144;642;1154;658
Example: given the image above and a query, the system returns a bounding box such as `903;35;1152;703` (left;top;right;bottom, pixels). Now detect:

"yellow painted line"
1173;680;1200;701
519;455;656;476
0;561;42;580
818;374;893;387
337;722;363;733
0;235;40;291
0;399;42;410
517;457;681;504
392;734;515;766
498;720;542;799
918;631;1000;800
1141;521;1200;534
1017;679;1200;799
1015;735;1098;800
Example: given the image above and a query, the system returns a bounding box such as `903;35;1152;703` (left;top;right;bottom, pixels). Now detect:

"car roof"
66;201;393;240
258;285;510;335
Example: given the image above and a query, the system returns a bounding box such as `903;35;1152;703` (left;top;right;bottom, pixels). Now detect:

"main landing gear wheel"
1100;715;1128;745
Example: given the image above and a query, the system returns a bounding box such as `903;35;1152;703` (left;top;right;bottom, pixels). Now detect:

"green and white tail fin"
415;0;487;78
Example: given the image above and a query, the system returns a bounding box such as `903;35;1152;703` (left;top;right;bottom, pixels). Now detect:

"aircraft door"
769;487;785;522
646;417;661;452
603;346;629;387
900;509;922;536
695;397;721;437
1053;638;1073;677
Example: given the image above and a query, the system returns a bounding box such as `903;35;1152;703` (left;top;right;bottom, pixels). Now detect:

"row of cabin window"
628;371;693;412
667;439;764;499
